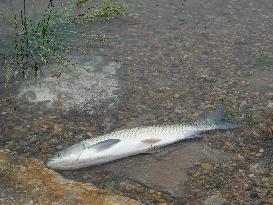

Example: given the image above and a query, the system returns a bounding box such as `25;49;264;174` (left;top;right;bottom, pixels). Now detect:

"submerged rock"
204;194;228;205
0;149;141;205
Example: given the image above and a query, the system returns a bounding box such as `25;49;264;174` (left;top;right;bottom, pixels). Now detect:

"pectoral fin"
90;139;121;152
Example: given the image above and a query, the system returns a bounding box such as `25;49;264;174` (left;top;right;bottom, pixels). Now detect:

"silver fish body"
46;109;240;170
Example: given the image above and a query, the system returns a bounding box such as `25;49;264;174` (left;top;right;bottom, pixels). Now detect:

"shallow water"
1;0;273;204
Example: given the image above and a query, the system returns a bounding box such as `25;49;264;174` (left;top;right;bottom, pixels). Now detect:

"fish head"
46;143;85;170
46;138;122;170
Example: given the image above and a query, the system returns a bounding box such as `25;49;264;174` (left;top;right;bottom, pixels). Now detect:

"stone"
255;153;262;157
0;150;141;205
86;132;93;137
240;100;247;107
174;107;184;114
249;163;265;174
201;162;214;170
267;102;273;108
149;189;155;194
204;194;228;205
259;149;264;153
0;188;6;198
238;169;245;173
250;192;260;199
101;142;231;198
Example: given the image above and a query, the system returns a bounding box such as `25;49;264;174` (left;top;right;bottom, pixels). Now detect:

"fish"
46;109;241;170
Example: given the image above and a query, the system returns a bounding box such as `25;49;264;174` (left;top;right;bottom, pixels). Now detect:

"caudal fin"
205;108;242;130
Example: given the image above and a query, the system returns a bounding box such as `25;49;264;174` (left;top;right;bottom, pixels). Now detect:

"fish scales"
46;109;241;170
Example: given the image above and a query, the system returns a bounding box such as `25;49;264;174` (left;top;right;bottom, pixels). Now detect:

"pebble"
86;132;93;137
249;163;265;174
261;177;268;182
0;189;6;198
156;192;162;196
174;108;184;114
250;192;260;199
255;153;262;157
267;102;273;108
174;94;180;98
238;169;245;173
201;162;214;170
136;187;145;193
259;149;264;153
1;112;7;115
240;100;247;107
149;189;155;194
204;194;228;205
248;174;255;178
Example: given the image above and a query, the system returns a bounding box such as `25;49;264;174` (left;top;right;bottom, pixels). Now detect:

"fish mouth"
45;159;81;170
46;159;66;169
45;159;57;169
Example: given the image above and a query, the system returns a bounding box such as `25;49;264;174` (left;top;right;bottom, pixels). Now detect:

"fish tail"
203;108;241;130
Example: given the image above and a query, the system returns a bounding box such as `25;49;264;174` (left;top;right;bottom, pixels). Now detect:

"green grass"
1;0;73;82
0;0;127;83
74;0;127;22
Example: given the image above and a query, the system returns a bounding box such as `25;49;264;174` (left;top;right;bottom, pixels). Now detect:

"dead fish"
46;109;241;170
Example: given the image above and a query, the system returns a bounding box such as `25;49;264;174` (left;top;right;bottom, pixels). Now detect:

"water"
1;0;273;204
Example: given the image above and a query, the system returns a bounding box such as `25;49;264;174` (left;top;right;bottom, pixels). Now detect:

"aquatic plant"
74;0;127;22
0;0;71;82
0;0;127;83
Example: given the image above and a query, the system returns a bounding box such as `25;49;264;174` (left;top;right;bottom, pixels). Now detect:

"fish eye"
56;152;61;157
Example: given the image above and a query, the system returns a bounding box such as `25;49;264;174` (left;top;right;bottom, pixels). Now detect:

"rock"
204;194;228;205
250;192;260;199
201;162;214;170
53;124;64;134
249;163;265;174
267;102;273;108
0;188;6;198
240;100;247;107
255;153;262;157
149;189;155;194
238;169;245;173
86;132;93;137
0;150;141;205
102;142;230;197
174;107;184;114
174;94;180;98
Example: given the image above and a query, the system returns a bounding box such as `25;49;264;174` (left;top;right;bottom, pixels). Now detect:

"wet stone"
250;192;260;199
0;188;6;198
101;142;231;198
204;194;228;205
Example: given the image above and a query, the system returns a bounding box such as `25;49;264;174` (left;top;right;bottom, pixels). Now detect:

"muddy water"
1;0;273;204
